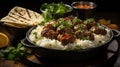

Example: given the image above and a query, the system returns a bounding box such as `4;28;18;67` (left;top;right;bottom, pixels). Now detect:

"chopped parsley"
33;32;38;39
0;43;32;61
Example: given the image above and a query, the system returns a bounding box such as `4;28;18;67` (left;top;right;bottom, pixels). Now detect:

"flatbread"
0;6;44;28
3;22;30;28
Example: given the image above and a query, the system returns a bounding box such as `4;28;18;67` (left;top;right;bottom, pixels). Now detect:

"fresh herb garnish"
73;17;81;24
84;18;95;24
75;45;82;49
41;2;69;14
41;2;72;25
59;25;64;29
56;18;73;29
82;36;89;40
41;11;54;23
33;32;38;39
0;43;32;61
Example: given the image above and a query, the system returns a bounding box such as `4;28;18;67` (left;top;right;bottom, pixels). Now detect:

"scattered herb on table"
0;43;32;61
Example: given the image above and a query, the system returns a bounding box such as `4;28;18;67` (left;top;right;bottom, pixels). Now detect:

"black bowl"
71;1;97;19
71;1;97;10
21;25;120;62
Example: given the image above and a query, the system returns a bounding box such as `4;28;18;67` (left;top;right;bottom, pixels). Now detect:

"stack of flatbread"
0;6;44;28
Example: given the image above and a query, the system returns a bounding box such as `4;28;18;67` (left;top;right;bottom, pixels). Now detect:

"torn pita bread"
0;6;44;28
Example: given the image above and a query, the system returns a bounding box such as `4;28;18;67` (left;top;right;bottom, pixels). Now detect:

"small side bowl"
40;4;73;13
71;1;97;19
40;4;73;19
71;1;97;10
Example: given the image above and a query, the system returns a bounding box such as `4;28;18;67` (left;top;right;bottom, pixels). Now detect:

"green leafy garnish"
56;18;73;29
84;18;95;24
75;45;82;49
59;25;64;29
82;36;89;40
41;2;70;14
41;11;54;23
33;32;38;39
73;17;81;24
0;43;32;61
41;2;72;25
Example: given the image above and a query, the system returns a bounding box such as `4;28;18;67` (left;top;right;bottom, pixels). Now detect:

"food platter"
0;1;120;67
21;39;119;67
0;20;120;67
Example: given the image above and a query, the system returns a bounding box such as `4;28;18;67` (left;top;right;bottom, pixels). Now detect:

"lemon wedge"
0;32;9;48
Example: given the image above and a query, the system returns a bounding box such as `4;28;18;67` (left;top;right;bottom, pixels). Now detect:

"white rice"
29;25;111;50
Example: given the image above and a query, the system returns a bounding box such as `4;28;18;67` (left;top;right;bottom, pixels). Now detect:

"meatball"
90;26;107;35
44;24;54;30
57;33;76;45
41;28;58;39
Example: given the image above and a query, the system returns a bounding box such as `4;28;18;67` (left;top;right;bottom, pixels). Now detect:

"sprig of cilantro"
0;43;32;61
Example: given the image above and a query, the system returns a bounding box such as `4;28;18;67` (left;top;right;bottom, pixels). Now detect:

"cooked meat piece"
57;33;76;45
64;17;71;21
56;27;73;34
41;28;50;36
74;24;88;31
64;28;73;34
44;24;54;30
79;30;90;38
41;28;58;39
95;28;107;35
56;27;64;34
75;30;82;38
86;21;97;29
75;30;94;40
89;34;94;40
46;30;58;39
90;26;107;35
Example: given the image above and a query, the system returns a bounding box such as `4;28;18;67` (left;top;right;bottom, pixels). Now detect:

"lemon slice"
0;32;9;48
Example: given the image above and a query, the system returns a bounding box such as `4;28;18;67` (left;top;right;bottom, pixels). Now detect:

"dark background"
0;0;120;13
